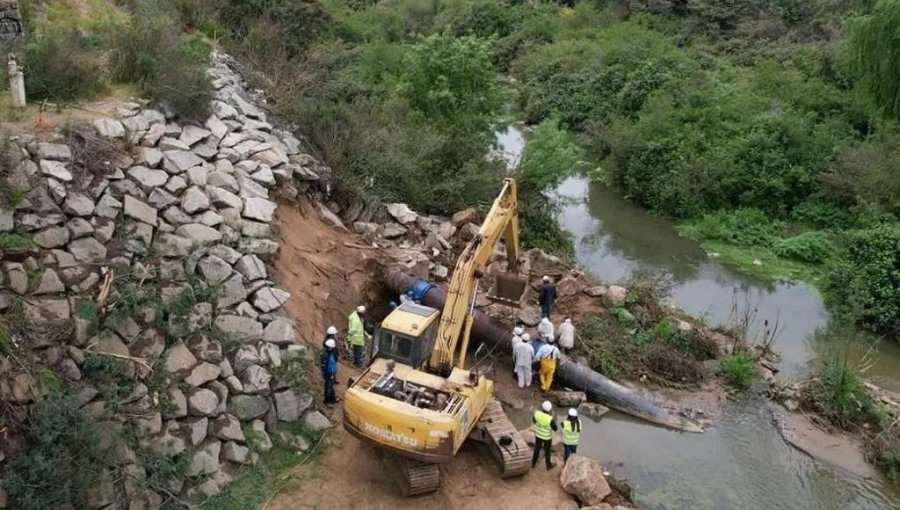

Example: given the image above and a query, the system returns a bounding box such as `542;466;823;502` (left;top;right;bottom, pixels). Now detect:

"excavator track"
471;399;531;477
383;454;441;496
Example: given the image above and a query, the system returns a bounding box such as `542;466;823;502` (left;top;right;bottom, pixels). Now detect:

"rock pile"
0;52;332;507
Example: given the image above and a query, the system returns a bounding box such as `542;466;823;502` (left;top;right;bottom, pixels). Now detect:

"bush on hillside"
680;208;783;247
719;351;756;389
2;393;109;510
825;225;900;336
518;116;584;190
772;231;834;263
401;31;505;134
17;30;104;102
110;2;212;120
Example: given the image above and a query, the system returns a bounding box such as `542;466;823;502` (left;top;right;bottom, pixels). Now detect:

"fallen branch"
85;346;152;374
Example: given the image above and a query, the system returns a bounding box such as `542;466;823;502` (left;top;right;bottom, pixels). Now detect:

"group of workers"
319;304;372;406
532;400;581;469
512;276;576;393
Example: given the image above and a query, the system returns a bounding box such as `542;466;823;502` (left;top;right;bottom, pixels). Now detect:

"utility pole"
7;53;26;108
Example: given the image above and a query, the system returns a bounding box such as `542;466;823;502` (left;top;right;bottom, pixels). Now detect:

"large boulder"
263;319;295;345
606;286;627;305
451;207;478;227
214;315;263;342
274;389;312;422
550;391;587;407
559;454;612;506
301;410;332;431
211;414;245;442
386;203;417;225
229;395;269;420
188;388;219;417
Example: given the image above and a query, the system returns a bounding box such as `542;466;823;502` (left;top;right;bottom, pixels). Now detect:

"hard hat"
541;401;552;412
324;339;336;348
542;275;550;282
568;408;578;417
326;326;337;335
521;333;530;342
513;326;524;336
541;317;550;325
357;305;366;313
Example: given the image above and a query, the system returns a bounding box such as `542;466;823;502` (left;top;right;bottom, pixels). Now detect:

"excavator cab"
375;302;441;369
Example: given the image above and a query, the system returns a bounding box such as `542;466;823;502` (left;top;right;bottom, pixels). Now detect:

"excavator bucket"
487;272;527;308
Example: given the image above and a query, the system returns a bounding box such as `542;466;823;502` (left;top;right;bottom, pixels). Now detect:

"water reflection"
555;175;830;377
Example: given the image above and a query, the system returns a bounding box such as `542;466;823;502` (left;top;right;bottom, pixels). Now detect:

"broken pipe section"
385;269;704;433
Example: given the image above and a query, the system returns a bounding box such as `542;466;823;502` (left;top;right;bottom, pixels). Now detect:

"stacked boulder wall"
0;51;332;507
384;270;703;433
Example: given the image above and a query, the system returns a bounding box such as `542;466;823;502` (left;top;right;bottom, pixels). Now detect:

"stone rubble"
0;51;331;508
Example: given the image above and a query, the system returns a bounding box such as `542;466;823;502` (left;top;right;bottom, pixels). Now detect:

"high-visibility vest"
533;410;553;440
348;312;365;346
562;419;581;446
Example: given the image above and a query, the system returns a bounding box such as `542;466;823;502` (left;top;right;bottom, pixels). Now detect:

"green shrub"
868;429;900;481
19;30;104;102
681;208;783;247
0;233;33;250
772;231;834;263
401;31;505;134
110;2;212;120
518;116;584;190
811;355;875;427
719;351;756;389
825;225;900;336
3;393;109;510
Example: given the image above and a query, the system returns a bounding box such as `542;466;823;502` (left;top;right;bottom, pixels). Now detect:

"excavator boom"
430;178;521;371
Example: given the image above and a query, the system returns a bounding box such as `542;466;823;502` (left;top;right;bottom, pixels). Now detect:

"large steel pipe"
386;270;703;433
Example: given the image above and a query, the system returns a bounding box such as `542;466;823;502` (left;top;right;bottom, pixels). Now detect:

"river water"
493;127;900;509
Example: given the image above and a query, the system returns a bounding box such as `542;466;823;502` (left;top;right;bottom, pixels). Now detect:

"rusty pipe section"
386;270;704;433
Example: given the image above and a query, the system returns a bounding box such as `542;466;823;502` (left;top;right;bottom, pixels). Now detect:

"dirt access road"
268;201;576;510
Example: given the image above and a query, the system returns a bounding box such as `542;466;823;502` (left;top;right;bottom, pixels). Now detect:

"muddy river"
493;128;900;509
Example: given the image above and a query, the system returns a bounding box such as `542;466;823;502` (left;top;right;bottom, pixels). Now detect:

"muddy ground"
269;201;579;509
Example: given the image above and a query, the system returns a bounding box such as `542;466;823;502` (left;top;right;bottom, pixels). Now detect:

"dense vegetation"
4;0;898;333
1;0;212;119
168;0;897;337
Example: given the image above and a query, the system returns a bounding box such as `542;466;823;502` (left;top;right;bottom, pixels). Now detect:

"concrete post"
7;53;26;108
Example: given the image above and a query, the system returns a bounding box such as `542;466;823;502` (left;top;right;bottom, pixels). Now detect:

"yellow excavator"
343;178;530;495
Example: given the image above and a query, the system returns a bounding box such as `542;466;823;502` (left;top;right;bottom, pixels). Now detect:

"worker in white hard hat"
538;317;555;342
535;338;561;392
320;338;340;406
322;325;338;349
562;408;582;462
538;275;557;319
511;326;524;375
558;317;575;355
348;305;367;367
514;332;535;388
531;400;558;470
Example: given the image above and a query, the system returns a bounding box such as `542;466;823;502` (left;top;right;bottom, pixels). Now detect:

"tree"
401;31;505;136
826;225;900;337
851;0;900;119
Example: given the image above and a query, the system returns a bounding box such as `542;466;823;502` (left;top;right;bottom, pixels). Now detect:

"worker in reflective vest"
531;400;558;470
562;408;582;462
348;305;368;367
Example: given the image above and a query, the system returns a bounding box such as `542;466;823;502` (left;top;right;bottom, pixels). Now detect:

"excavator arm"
430;178;520;372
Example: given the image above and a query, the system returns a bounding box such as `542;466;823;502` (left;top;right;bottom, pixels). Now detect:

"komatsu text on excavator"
342;178;530;495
